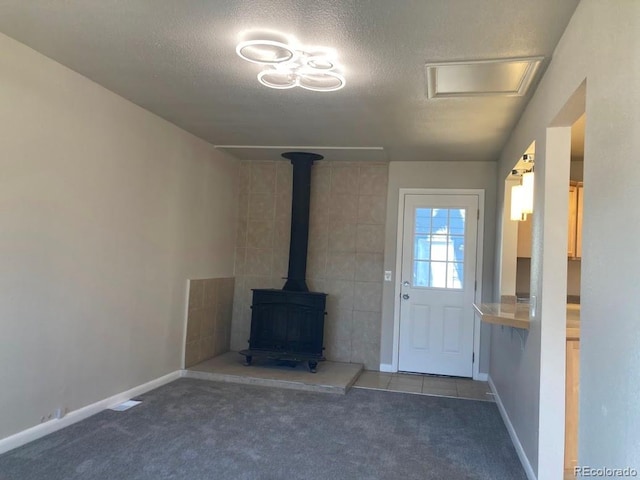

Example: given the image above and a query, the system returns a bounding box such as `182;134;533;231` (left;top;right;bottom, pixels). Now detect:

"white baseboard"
488;376;537;480
0;370;181;455
379;363;395;373
475;372;489;381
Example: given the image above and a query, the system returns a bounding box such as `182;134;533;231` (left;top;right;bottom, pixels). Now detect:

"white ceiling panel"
426;57;543;98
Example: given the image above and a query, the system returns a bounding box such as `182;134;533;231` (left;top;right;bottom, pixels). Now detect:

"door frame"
391;188;485;380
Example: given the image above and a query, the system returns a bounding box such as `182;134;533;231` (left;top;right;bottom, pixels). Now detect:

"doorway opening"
499;141;536;303
563;111;585;479
537;80;586;479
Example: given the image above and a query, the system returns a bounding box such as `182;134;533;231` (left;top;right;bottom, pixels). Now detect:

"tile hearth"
185;351;362;394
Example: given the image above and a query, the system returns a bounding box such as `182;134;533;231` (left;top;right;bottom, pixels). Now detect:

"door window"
413;208;466;289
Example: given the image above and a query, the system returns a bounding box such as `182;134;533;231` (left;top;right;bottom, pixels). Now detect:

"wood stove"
240;152;327;372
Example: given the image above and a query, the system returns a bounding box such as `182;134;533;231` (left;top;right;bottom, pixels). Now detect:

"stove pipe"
281;151;323;292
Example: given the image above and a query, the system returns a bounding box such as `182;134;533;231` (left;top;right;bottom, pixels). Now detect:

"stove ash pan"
240;289;327;373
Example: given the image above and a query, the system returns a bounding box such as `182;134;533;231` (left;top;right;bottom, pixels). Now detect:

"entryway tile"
352;370;494;402
354;371;392;389
388;374;423;393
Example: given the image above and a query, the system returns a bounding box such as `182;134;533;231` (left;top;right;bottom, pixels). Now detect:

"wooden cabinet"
576;184;583;258
516;182;583;258
565;337;580;475
568;182;584;258
568;185;578;257
516;215;532;258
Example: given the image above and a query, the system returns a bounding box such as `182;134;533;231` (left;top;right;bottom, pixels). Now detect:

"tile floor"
354;371;494;402
187;353;494;402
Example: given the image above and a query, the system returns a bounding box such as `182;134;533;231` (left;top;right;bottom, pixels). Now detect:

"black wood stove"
240;152;327;373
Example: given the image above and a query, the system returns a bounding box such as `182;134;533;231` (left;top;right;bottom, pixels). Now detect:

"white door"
398;194;479;377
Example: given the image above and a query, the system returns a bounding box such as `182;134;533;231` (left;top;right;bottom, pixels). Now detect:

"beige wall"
380;161;497;372
185;278;235;367
0;33;238;440
491;1;640;476
231;160;388;369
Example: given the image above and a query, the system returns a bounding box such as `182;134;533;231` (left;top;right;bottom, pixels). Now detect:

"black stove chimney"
281;151;323;292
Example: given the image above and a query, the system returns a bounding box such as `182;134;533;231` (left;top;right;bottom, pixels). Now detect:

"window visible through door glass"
412;208;465;289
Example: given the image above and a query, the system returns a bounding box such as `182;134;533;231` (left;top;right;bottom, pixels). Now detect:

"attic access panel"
425;57;544;98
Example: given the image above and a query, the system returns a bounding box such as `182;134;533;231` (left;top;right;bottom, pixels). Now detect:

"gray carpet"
0;379;526;480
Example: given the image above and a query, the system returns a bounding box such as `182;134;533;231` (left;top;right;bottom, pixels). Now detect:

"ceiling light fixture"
510;154;535;221
236;40;296;65
236;33;345;92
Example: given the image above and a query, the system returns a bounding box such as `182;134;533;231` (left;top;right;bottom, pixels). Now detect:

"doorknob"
402;281;410;286
402;294;410;300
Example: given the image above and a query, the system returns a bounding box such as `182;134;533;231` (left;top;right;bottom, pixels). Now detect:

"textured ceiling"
0;0;579;162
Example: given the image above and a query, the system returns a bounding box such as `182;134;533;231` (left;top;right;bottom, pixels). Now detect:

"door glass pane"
413;261;430;286
447;263;464;288
412;207;466;289
414;235;431;260
449;209;466;235
415;208;432;233
430;234;448;261
452;236;464;262
430;261;447;288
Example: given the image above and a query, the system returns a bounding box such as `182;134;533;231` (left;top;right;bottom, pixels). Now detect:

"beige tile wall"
185;277;235;368
231;160;388;370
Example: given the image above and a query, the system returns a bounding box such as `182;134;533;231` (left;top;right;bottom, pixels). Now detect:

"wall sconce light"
521;170;534;215
510;168;534;221
510;184;525;221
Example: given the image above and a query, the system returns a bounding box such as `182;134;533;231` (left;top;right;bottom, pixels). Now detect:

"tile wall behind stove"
231;160;388;370
185;277;234;368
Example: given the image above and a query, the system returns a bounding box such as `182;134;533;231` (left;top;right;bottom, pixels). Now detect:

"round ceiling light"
306;57;334;70
257;69;298;89
236;40;296;64
298;72;345;92
236;32;345;92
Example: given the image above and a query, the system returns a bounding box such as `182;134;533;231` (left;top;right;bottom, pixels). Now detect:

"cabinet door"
568;185;578;257
576;185;584;258
517;215;532;258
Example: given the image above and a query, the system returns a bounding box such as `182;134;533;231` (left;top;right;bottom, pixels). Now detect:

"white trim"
473;191;485;380
181;279;191;369
488;376;537;480
391;190;406;373
0;370;182;455
379;363;395;373
214;145;384;151
391;188;485;380
475;372;489;382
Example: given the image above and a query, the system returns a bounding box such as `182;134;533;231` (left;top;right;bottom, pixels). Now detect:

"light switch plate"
384;271;392;282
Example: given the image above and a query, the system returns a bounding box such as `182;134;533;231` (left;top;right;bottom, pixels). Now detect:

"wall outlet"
384;271;392;282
